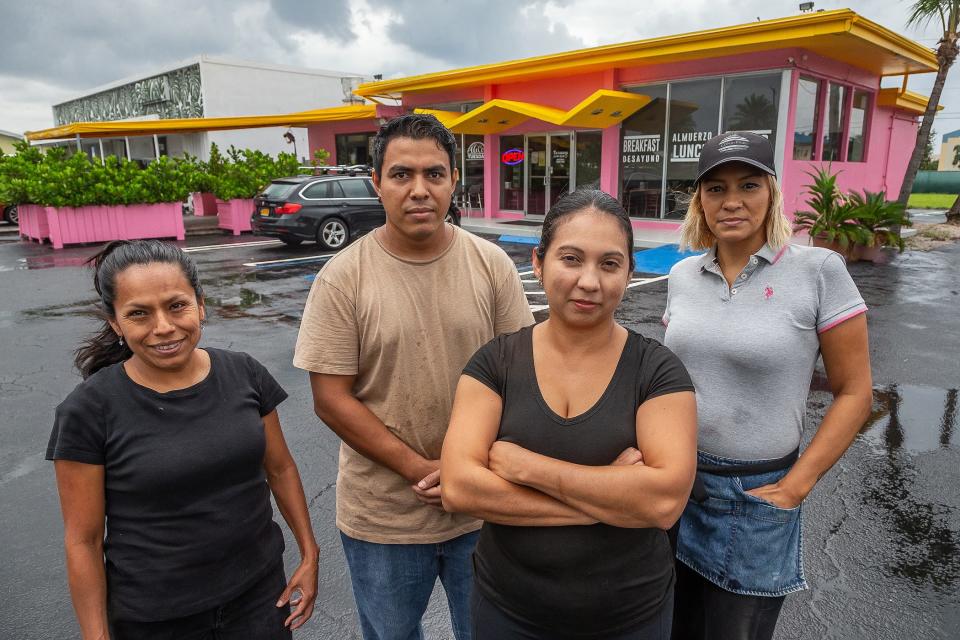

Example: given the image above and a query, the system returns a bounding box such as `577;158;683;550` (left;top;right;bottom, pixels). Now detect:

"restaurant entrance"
526;133;571;216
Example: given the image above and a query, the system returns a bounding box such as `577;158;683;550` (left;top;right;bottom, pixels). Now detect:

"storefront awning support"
98;138;105;165
74;134;81;153
124;137;131;160
901;73;910;93
153;134;160;160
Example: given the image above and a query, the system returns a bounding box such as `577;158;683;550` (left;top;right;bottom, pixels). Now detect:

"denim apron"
675;450;808;597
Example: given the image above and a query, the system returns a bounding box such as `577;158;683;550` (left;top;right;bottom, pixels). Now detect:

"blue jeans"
340;530;480;640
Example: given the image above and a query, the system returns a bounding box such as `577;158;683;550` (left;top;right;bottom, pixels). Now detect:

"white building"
49;56;369;162
938;129;960;172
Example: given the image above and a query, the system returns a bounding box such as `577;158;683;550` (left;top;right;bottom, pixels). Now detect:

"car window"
262;182;297;199
338;179;371;198
302;181;342;199
362;179;377;197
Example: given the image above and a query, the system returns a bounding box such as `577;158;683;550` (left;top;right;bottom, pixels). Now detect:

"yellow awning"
876;88;944;115
26;105;378;141
356;10;938;100
417;90;651;134
413;109;463;129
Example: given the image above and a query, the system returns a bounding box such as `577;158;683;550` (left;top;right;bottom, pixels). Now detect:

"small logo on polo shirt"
764;285;774;300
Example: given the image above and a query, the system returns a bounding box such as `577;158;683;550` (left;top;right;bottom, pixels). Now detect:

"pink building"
306;10;938;235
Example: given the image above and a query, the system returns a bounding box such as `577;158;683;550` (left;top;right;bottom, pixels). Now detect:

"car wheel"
3;205;18;225
317;217;349;250
445;205;461;226
279;236;304;246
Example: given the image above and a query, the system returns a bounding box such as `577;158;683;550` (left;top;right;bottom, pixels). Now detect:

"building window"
847;89;869;162
621;73;784;219
575;131;602;190
462;134;484;205
793;76;821;160
621;84;668;218
336;133;374;166
722;74;781;141
665;78;723;219
499;135;525;210
822;83;846;162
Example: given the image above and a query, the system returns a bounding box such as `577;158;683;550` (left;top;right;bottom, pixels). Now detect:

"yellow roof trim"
26;105;377;141
417;91;651;134
877;88;944;114
413;108;468;128
563;90;652;128
355;10;937;99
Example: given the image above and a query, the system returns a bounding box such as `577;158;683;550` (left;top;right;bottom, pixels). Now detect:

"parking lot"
0;230;958;639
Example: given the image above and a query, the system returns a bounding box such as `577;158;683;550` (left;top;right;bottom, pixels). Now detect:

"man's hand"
410;460;443;507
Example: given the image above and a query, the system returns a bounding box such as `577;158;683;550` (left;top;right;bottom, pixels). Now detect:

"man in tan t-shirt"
294;114;533;640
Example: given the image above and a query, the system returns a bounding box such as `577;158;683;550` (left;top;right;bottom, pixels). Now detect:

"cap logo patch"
718;134;750;154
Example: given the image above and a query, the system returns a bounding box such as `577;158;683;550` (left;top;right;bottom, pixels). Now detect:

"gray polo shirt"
663;243;867;460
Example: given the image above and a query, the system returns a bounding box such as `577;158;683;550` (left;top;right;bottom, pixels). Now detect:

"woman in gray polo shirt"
662;132;872;640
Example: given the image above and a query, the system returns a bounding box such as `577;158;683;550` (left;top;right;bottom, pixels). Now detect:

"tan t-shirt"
293;226;534;544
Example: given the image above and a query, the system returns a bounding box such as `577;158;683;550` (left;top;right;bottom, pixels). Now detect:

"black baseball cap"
695;131;776;185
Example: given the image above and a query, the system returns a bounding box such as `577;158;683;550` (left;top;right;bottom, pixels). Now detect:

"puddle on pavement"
861;384;958;454
22;299;100;319
857;384;960;593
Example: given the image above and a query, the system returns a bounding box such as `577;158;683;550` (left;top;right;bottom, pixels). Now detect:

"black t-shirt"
463;325;694;636
45;348;288;622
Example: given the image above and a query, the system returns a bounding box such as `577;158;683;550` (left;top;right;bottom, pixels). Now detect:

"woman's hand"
611;447;644;466
277;555;319;630
488;441;531;483
745;481;805;509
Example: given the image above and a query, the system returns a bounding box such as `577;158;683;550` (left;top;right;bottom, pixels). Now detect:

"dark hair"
535;189;635;272
74;240;204;379
371;113;458;176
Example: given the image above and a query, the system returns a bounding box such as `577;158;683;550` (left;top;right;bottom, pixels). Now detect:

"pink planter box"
43;203;186;250
217;198;254;236
192;192;218;217
17;204;50;242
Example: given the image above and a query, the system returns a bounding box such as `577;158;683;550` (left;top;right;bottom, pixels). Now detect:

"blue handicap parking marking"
498;235;540;246
632;244;703;275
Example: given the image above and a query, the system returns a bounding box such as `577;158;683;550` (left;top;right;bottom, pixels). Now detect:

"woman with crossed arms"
442;190;697;639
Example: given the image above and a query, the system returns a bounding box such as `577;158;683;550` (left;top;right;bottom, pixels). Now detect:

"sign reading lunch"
670;131;714;162
622;134;661;165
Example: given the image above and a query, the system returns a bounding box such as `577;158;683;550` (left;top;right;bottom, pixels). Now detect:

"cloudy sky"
1;0;958;151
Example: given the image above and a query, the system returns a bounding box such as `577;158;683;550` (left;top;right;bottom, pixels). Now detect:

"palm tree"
896;0;960;225
950;142;960;223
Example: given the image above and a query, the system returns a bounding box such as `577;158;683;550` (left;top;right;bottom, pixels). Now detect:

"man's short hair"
372;114;458;176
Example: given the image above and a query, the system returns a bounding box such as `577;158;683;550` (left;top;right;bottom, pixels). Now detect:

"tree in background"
921;130;939;170
896;0;959;224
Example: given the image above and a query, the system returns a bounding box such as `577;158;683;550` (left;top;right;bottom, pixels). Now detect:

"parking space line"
243;253;335;267
627;275;669;288
183;240;283;253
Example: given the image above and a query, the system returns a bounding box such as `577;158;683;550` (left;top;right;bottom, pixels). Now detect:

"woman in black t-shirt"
441;190;697;639
47;240;319;640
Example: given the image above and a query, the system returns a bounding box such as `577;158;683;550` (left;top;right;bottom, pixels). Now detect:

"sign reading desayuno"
466;141;485;161
622;134;661;165
670;131;714;162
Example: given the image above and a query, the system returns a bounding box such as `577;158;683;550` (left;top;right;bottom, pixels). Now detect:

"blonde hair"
679;174;791;251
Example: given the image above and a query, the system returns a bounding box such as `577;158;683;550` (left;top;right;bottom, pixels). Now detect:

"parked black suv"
251;168;461;249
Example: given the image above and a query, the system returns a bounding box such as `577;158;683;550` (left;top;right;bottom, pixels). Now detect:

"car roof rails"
299;164;372;177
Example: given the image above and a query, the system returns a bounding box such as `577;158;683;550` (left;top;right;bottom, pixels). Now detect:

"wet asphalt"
0;228;957;639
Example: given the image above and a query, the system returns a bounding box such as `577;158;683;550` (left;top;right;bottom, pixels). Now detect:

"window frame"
793;72;874;163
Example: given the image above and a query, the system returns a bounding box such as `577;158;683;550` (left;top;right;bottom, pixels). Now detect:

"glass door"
548;133;571;209
526;135;547;216
525;133;572;216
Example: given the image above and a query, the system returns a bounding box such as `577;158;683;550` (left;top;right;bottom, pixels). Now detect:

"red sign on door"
501;148;525;165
